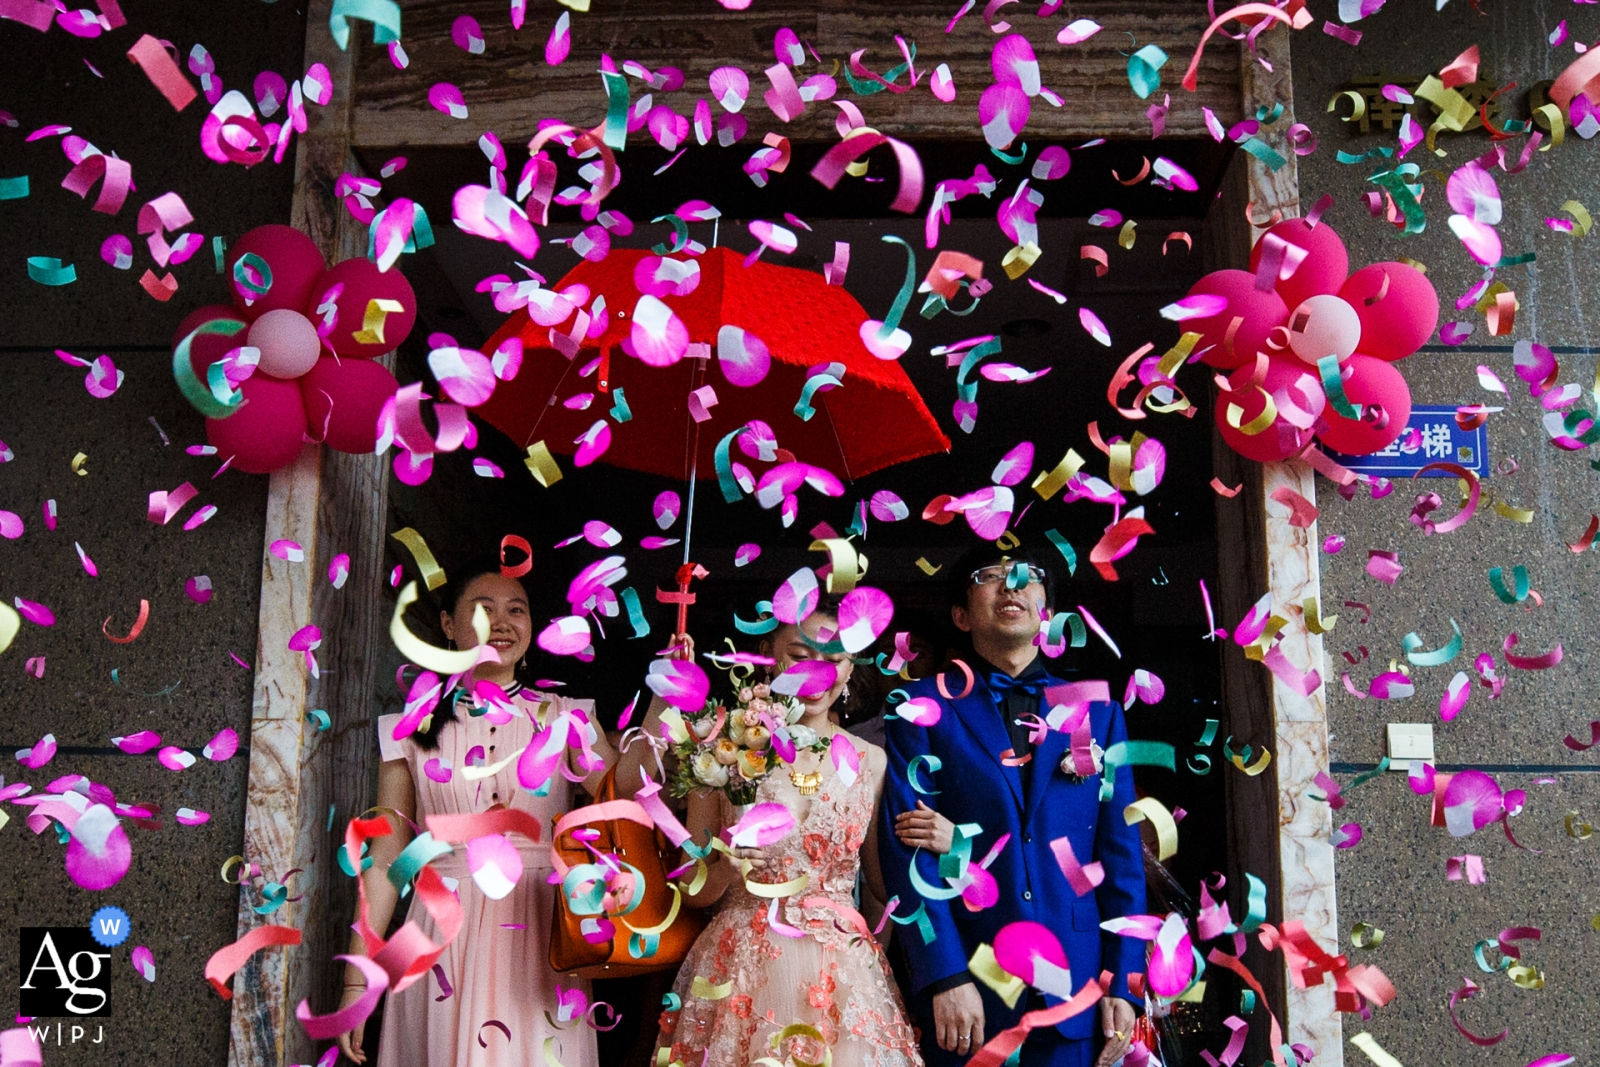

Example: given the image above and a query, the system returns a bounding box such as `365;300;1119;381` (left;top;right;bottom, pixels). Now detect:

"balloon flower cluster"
171;224;413;472
1178;218;1438;462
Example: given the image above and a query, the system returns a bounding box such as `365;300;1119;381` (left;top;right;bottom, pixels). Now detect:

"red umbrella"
477;245;948;479
475;245;950;628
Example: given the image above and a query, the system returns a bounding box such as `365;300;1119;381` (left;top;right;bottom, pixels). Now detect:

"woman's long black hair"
410;554;530;750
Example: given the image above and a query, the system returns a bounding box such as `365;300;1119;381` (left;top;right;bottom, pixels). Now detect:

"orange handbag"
549;768;707;978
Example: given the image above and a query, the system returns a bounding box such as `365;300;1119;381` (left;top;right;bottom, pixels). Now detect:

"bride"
655;602;924;1067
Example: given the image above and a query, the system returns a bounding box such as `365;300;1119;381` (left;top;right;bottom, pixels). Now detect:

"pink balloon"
175;304;250;379
300;356;399;454
1249;219;1349;310
1286;295;1361;366
315;257;417;359
1316;354;1411;456
1214;356;1320;462
248;309;322;379
1185;270;1289;370
207;375;308;473
225;224;327;319
1339;262;1439;362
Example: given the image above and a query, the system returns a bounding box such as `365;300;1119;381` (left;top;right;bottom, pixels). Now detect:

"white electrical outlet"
1386;723;1435;770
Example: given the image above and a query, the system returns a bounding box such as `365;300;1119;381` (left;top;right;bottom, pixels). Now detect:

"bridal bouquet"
667;682;807;807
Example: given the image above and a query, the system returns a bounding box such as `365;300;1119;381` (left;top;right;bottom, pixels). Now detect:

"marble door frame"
1237;29;1344;1067
228;15;1341;1067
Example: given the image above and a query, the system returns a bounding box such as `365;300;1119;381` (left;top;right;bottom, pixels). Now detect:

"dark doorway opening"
368;136;1245;1066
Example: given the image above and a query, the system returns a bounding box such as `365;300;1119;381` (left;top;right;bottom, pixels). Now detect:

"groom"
880;545;1146;1067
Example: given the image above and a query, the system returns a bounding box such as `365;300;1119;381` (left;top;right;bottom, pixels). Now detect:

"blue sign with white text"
1322;405;1488;477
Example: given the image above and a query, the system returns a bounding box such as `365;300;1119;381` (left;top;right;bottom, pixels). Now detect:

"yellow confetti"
1566;812;1593;839
1491;498;1535;523
1396;257;1428;274
1534;103;1566;149
1327;89;1368;123
810;537;867;594
1351;922;1384;949
1124;796;1178;860
691;976;733;1000
1117;219;1137;250
391;581;490;674
915;557;942;576
351;297;406;346
0;600;18;655
71;451;89;476
525;440;563;487
1351;1032;1403;1067
1303;597;1338;634
968;943;1026;1008
1001;241;1041;279
1176;980;1207;1003
1032;448;1086;500
1507;964;1545;989
1231;747;1273;775
391;526;447;591
1559;199;1592;237
1591;913;1600;932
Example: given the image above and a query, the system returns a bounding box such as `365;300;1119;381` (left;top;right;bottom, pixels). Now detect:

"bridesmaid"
335;554;616;1067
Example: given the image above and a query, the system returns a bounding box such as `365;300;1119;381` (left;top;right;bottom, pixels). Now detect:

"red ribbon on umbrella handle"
657;563;709;633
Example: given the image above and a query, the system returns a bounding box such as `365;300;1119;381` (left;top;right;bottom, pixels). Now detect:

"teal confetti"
1127;44;1167;100
27;257;76;286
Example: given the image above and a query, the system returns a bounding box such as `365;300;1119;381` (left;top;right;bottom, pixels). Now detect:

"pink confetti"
203;727;239;761
1447;854;1486;883
427;83;468;120
13;598;54;626
1078;306;1112;346
184;504;218;530
1366;550;1403;585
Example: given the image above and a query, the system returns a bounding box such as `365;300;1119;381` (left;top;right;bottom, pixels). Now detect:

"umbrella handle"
664;562;708;636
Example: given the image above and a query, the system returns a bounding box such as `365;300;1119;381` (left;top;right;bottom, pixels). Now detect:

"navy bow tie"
985;672;1047;703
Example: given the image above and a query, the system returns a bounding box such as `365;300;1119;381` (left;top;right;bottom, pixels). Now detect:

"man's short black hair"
945;542;1058;612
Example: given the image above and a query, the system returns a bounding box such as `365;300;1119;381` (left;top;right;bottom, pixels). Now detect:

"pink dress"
376;689;598;1067
659;739;923;1067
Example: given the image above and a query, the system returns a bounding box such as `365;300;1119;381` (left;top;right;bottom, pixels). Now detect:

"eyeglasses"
970;564;1046;587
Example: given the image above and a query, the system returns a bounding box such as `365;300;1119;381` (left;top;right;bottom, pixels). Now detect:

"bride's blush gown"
657;740;923;1067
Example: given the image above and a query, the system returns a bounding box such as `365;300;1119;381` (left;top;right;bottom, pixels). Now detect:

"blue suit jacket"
878;671;1147;1042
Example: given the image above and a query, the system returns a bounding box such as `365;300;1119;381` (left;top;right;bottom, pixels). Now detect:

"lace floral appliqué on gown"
659;753;923;1067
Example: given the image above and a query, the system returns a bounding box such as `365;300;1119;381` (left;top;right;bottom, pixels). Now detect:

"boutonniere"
1059;738;1105;784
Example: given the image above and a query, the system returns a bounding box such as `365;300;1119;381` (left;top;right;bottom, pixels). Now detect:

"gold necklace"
789;734;830;795
790;768;822;795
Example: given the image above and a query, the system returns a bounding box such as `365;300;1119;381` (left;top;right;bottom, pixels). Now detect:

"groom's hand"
933;982;985;1055
1095;995;1136;1067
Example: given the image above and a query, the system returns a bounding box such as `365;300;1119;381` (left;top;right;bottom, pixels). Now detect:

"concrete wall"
1294;4;1600;1064
1;3;306;1063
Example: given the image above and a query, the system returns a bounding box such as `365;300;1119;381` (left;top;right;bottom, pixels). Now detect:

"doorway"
365;135;1248;1064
